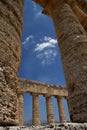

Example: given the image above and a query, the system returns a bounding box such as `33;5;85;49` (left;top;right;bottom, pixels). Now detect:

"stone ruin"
0;0;87;127
17;78;68;126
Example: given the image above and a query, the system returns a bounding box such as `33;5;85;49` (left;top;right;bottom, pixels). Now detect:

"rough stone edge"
0;123;87;130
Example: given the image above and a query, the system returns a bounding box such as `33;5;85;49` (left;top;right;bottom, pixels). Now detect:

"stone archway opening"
18;0;68;126
1;0;87;126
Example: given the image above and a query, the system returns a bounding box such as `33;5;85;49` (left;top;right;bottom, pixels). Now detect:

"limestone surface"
0;0;24;126
34;0;87;123
0;123;87;130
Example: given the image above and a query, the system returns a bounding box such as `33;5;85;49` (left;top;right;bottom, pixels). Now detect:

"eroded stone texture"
33;0;87;123
0;123;87;130
0;0;24;125
45;96;54;124
18;78;68;97
32;94;40;126
56;97;66;123
17;94;24;126
51;2;87;122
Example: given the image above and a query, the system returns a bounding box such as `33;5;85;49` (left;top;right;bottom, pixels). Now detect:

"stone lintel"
18;78;68;97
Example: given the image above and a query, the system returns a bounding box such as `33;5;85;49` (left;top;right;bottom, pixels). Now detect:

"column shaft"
48;0;87;122
32;94;40;126
18;94;24;126
57;97;66;123
46;96;54;124
16;96;19;124
0;0;24;125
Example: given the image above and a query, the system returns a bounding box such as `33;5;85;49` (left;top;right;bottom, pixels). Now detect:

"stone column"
56;97;66;123
32;94;40;126
16;95;20;124
42;0;87;122
45;96;54;124
17;94;24;126
0;0;24;125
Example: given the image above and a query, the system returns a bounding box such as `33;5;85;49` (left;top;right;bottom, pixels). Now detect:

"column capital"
44;94;51;98
42;0;65;17
31;93;39;96
55;96;62;100
65;0;76;7
64;96;68;100
18;93;24;96
42;0;87;31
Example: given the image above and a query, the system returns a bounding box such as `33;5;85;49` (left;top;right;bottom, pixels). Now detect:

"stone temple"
0;0;87;127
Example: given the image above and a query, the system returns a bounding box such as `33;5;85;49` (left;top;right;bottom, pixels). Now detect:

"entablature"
18;78;68;97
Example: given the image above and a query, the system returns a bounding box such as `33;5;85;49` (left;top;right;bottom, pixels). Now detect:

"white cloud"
49;39;57;44
36;53;43;59
22;35;33;45
36;49;58;65
32;1;42;18
32;1;37;11
22;35;58;65
34;42;56;51
44;50;57;58
42;60;46;65
34;36;58;65
44;36;52;41
44;36;57;44
34;37;57;52
35;11;42;18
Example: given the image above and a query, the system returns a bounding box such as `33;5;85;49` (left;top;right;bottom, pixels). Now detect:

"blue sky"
19;0;70;122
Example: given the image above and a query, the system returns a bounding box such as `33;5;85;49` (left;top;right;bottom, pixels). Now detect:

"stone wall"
0;0;24;126
0;123;87;130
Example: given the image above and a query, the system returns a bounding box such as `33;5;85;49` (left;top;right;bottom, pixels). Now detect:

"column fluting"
32;94;40;126
45;96;54;124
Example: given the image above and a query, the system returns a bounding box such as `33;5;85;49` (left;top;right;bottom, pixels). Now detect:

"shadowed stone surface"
0;0;24;126
52;2;87;122
34;0;87;123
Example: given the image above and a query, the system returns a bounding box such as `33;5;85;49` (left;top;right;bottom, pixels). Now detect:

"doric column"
45;96;54;124
32;94;40;126
18;94;24;126
16;95;20;124
56;97;66;123
0;0;24;125
42;0;87;122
